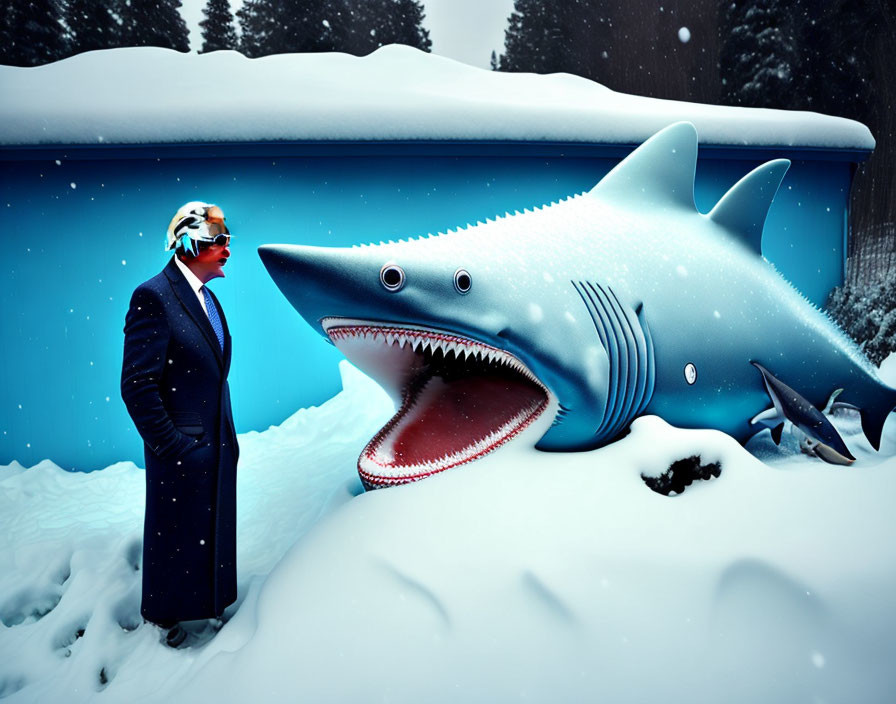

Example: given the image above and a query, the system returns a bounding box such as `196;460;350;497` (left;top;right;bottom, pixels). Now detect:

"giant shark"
259;122;896;489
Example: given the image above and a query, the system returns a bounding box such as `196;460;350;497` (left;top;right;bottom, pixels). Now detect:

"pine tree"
343;0;431;55
118;0;189;52
387;0;431;51
796;0;875;124
498;0;605;79
239;0;431;58
827;273;896;366
239;0;343;56
199;0;237;53
0;0;66;66
236;0;275;58
719;0;799;108
499;0;554;74
64;0;121;57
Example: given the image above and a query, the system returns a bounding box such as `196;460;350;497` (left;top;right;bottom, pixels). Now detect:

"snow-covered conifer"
719;0;798;108
343;0;431;56
64;0;121;57
118;0;189;53
0;0;66;66
199;0;237;54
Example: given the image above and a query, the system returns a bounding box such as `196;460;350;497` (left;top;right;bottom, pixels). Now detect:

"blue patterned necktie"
201;285;225;351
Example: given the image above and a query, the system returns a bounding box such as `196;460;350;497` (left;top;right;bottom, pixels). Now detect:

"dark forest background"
2;0;894;359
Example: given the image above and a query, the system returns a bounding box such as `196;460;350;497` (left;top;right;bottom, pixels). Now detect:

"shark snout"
258;243;345;290
259;243;373;333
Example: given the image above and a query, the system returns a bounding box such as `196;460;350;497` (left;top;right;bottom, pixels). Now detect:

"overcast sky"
180;0;516;69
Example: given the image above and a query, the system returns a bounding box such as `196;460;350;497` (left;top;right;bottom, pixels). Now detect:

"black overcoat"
121;257;238;623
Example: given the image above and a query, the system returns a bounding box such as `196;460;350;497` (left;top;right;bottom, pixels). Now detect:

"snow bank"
1;361;894;702
0;45;874;149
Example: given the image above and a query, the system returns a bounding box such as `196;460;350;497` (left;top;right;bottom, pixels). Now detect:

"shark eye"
380;264;405;292
454;268;472;294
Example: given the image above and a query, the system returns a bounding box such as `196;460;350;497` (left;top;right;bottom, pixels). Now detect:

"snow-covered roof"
0;45;875;150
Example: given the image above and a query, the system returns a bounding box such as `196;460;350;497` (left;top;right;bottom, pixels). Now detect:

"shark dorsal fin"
708;159;790;255
589;121;698;213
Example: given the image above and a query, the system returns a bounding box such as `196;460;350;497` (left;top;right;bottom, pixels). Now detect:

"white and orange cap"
166;201;229;256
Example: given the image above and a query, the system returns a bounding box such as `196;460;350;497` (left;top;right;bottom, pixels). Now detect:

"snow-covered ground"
1;358;895;703
0;45;874;149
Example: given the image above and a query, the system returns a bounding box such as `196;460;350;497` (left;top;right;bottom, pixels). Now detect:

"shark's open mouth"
322;318;551;490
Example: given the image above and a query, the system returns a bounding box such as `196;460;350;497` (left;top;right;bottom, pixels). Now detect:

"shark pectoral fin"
749;407;785;445
751;361;855;462
861;402;893;452
839;382;895;452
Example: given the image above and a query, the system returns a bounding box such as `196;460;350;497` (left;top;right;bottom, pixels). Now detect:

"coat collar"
163;257;226;369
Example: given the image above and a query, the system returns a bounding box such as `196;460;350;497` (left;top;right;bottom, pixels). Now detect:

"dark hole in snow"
642;455;722;496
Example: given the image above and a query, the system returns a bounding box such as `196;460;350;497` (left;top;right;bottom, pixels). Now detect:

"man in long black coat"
121;202;238;643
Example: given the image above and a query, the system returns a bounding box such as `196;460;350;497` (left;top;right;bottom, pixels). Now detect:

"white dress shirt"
174;256;210;316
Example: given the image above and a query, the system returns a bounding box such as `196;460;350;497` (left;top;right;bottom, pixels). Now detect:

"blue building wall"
0;142;866;470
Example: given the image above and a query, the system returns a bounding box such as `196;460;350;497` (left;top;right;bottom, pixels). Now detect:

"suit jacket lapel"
163;258;225;369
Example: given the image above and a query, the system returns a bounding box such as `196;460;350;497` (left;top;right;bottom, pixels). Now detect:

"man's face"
185;238;231;283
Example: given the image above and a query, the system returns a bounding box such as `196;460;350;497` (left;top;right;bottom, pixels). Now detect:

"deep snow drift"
0;45;874;149
1;358;895;703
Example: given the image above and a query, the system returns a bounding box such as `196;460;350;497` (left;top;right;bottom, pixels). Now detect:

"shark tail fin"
859;384;896;451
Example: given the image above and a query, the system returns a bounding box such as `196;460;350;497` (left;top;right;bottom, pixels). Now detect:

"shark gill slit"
574;282;618;436
575;281;656;442
587;283;629;438
612;290;651;431
604;286;641;438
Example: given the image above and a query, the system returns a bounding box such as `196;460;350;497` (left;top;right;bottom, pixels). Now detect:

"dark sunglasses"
197;235;231;250
198;223;231;248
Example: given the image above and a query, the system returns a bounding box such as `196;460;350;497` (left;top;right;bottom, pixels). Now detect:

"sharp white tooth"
398;335;407;348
